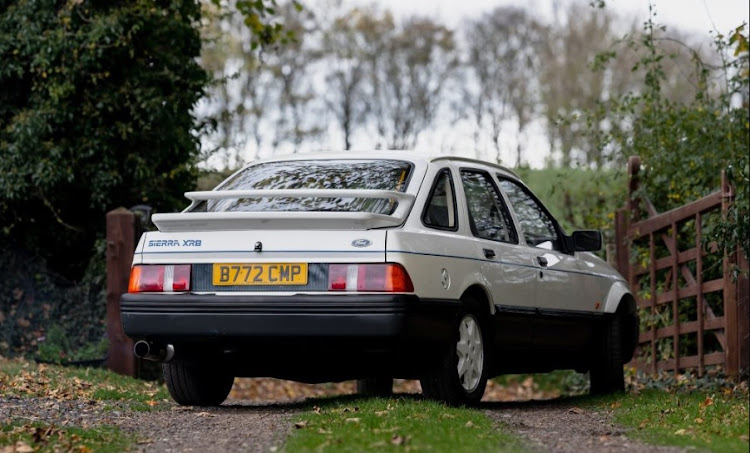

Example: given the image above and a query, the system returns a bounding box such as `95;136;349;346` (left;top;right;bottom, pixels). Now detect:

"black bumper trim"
121;293;423;314
120;293;459;341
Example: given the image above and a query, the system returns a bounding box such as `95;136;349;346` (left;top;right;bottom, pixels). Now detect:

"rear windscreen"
204;159;412;214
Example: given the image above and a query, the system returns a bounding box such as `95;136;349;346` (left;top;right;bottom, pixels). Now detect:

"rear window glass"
205;159;412;214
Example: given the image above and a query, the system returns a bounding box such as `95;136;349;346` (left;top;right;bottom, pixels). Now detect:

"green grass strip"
0;420;133;453
284;395;527;452
583;390;749;453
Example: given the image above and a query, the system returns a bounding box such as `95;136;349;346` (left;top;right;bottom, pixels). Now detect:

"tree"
200;0;318;161
0;0;209;278
580;5;749;258
266;2;323;152
320;4;381;150
368;17;457;149
463;7;542;165
199;1;279;167
538;2;618;167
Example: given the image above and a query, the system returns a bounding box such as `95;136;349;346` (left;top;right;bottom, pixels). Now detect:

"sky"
370;0;749;36
221;0;750;168
326;0;749;167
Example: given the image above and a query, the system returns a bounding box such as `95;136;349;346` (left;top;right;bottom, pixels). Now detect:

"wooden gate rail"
615;156;749;377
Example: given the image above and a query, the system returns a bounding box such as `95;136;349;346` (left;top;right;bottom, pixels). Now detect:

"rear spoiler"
151;189;416;232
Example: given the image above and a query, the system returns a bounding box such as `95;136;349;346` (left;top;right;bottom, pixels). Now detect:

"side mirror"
571;230;602;252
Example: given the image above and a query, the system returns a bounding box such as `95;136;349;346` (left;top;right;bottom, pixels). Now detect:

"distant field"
517;166;626;235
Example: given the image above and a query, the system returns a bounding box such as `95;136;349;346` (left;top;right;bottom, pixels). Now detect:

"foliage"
581;7;749;260
285;395;526;453
0;245;106;359
0;0;209;279
627;368;747;394
209;0;301;51
36;324;108;365
494;370;589;396
517;167;626;241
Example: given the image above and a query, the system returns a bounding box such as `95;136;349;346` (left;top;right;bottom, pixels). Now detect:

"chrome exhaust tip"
133;341;175;362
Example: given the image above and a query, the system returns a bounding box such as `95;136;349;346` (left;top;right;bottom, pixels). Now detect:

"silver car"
121;153;638;406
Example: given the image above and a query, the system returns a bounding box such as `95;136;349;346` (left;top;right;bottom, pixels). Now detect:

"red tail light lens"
128;265;191;293
328;264;413;292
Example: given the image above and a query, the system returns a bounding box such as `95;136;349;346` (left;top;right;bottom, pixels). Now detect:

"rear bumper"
120;293;459;342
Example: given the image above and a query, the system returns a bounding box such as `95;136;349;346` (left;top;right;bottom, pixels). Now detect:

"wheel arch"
617;292;639;363
459;284;495;316
603;281;633;313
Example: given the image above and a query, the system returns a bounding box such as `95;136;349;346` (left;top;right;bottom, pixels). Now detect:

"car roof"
250;151;521;180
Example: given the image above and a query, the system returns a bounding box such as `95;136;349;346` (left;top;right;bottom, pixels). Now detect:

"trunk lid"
136;230;387;265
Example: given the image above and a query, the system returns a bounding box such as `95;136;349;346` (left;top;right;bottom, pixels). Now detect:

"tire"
590;314;626;395
420;308;489;406
163;359;234;406
356;378;393;397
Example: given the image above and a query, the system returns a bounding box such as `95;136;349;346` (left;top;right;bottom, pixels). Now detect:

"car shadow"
207;392;594;413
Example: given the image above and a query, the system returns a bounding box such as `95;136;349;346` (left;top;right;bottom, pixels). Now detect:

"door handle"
537;256;548;267
483;248;496;259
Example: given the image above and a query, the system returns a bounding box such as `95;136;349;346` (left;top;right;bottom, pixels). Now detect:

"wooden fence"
615;156;749;377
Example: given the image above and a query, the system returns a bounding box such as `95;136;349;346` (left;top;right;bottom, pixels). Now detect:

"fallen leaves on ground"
229;376;557;402
0;357;167;406
0;423;101;453
0;362;91;401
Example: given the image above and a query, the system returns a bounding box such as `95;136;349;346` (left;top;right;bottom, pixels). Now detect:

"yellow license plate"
212;263;308;286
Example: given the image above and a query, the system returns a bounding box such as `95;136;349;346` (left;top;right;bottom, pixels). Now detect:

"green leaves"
0;0;208;278
580;8;749;260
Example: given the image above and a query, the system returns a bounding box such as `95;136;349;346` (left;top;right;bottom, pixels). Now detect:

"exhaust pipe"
133;341;175;362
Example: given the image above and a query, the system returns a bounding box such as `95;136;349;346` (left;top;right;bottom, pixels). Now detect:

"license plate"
212;263;308;286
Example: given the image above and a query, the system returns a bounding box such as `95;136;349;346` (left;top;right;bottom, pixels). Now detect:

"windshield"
204;159;413;214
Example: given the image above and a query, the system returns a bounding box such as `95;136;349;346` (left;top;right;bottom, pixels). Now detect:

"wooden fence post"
721;171;740;377
737;252;749;377
614;208;630;277
106;208;137;377
627;156;641;222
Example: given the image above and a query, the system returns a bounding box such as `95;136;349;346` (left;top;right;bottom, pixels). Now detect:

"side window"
460;170;517;243
422;170;457;230
497;178;561;251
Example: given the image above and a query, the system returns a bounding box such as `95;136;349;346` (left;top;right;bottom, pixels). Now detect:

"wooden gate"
614;156;749;377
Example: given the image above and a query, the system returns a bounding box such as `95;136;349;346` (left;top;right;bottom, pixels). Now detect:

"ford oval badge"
351;239;372;248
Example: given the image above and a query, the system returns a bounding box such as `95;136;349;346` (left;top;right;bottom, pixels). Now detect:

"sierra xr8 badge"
147;239;202;247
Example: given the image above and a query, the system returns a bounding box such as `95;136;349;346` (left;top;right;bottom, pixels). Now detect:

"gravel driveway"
2;392;690;452
0;396;294;453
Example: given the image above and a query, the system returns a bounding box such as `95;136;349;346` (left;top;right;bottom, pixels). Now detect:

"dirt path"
0;396;294;453
3;391;690;452
485;399;687;453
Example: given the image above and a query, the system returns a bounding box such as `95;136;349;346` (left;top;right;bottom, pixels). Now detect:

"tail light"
128;264;191;293
328;263;414;292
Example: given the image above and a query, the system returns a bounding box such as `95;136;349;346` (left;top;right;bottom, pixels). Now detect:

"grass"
580;388;749;453
0;357;169;410
0;421;132;453
517;166;625;233
284;394;528;453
